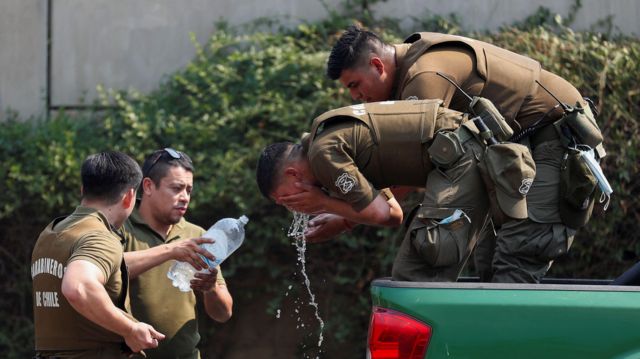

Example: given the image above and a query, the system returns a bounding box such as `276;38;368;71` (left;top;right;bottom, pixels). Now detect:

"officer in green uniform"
121;148;233;359
257;100;535;281
324;26;605;283
31;151;164;359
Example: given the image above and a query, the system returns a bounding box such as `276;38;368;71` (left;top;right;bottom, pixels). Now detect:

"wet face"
339;58;392;103
145;166;193;225
269;161;317;209
270;171;304;208
271;186;302;209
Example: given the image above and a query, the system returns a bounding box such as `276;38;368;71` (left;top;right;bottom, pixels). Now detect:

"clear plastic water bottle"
167;215;249;292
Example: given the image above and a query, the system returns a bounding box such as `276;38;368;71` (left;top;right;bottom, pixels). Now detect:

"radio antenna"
535;80;570;111
436;72;473;102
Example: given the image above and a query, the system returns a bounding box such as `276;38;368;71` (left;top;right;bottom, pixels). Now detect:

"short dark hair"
141;148;194;188
81;151;143;204
327;25;385;80
256;142;298;199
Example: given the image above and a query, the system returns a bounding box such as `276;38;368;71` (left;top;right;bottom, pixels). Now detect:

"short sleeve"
215;266;226;285
69;232;123;280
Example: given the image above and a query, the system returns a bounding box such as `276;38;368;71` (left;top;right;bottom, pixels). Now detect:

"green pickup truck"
367;278;640;359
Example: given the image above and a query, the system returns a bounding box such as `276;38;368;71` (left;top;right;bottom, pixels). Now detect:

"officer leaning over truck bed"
311;25;609;283
257;100;541;282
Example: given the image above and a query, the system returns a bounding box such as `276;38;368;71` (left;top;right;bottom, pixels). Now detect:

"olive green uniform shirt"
306;100;466;211
121;208;225;359
31;206;131;357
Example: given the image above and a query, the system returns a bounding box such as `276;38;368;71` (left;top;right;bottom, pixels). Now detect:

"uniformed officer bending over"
321;26;606;283
120;148;233;359
31;151;164;358
257;100;535;282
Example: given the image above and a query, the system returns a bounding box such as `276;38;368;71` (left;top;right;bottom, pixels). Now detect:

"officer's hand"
279;182;328;214
169;237;215;270
191;267;218;292
125;322;165;353
304;213;350;243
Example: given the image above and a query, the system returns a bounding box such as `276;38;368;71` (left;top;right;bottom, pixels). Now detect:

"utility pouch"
406;206;471;268
559;102;603;149
566;105;603;147
470;97;514;142
559;147;597;229
428;130;465;168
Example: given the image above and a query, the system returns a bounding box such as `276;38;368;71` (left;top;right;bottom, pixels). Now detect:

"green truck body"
369;278;640;359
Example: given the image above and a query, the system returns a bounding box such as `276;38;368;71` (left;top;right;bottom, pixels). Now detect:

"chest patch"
335;172;357;194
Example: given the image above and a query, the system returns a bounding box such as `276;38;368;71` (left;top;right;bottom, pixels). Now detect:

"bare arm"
124;237;216;278
203;284;233;323
324;193;403;227
191;268;233;322
61;260;165;353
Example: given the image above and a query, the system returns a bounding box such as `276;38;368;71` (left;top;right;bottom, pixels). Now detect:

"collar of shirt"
128;206;187;244
391;43;410;100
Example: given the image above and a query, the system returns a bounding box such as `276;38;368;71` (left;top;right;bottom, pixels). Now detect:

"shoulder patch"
335;172;357;194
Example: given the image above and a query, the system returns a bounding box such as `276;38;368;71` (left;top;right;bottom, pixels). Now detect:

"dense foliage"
1;6;638;358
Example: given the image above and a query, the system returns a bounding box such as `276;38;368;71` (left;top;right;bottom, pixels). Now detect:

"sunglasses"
144;148;185;176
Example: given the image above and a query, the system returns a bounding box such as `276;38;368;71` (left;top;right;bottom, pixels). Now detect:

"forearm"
62;266;135;337
124;246;174;278
324;194;402;227
203;284;233;322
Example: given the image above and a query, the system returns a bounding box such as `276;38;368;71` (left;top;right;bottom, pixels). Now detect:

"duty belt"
529;124;559;148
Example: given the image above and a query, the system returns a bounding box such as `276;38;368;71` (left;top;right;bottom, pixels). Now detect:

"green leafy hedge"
1;11;638;358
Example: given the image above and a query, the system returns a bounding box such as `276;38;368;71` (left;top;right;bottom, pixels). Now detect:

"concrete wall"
0;0;47;120
378;0;640;35
50;0;338;107
1;0;638;120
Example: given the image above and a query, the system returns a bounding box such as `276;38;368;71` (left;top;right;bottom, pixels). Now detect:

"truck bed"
370;278;640;359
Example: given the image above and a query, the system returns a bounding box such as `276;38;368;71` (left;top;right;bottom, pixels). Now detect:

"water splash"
288;211;325;353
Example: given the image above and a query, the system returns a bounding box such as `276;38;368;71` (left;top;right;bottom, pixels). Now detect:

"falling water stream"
284;211;325;357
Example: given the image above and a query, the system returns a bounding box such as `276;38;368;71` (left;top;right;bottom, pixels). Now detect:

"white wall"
0;0;47;119
50;0;337;107
376;0;640;35
1;0;638;120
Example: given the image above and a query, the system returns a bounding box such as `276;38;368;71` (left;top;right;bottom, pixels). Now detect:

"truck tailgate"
371;279;640;359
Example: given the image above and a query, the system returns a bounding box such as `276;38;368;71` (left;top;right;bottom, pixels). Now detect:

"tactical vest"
32;211;130;351
397;32;542;132
308;99;464;188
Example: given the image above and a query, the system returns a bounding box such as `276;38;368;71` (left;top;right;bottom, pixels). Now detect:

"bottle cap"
239;215;249;225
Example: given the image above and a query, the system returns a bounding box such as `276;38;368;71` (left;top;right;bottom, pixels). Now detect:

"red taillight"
367;306;431;359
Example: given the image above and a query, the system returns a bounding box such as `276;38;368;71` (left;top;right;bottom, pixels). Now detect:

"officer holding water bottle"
121;148;233;359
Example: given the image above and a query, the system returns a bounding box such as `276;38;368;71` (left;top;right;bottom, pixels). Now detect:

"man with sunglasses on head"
121;148;233;359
